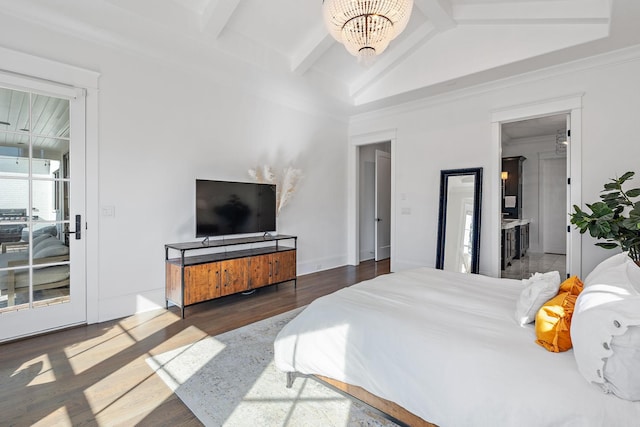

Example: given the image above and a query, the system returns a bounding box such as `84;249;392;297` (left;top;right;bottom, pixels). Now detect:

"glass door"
0;84;86;341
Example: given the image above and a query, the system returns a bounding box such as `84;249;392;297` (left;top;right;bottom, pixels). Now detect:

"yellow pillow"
558;275;584;295
535;276;584;352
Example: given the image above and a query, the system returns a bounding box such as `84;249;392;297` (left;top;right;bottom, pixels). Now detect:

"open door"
375;150;391;261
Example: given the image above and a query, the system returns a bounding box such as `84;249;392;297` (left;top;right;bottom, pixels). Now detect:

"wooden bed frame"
287;372;436;427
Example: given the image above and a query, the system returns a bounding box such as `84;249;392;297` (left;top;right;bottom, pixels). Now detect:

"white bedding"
274;267;640;426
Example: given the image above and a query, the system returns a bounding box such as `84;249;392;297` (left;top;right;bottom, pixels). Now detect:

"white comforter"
274;267;640;426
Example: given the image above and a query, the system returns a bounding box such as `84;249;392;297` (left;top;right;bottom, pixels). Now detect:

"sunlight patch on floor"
227;375;353;426
64;323;137;375
32;405;72;427
13;353;56;386
91;366;175;426
63;310;182;375
147;335;227;391
80;324;208;419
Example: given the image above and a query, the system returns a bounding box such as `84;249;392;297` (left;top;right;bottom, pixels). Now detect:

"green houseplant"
570;171;640;265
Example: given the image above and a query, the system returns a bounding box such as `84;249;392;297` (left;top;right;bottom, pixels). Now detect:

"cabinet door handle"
269;261;272;277
224;269;229;286
275;260;279;276
215;270;220;288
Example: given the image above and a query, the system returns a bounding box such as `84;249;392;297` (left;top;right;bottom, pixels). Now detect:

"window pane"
0;133;30;175
33;180;59;222
31;94;69;138
0;178;28;240
27;224;62;246
33;136;68;178
0;87;30;134
32;264;70;306
0;267;29;310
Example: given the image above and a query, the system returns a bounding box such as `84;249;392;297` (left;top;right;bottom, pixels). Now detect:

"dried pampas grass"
248;165;302;215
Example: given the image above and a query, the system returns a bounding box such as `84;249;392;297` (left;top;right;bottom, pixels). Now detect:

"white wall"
0;16;349;322
3;11;639;322
350;50;640;277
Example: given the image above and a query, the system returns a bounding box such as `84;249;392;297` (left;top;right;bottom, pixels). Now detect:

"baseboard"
297;254;348;276
359;251;374;262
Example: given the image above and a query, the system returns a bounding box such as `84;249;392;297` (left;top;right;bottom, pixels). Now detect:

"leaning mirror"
435;168;483;274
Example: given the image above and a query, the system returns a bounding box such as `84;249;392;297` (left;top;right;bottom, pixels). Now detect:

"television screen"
195;180;276;237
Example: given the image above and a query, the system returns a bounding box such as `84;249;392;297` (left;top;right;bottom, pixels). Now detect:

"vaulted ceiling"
1;0;639;115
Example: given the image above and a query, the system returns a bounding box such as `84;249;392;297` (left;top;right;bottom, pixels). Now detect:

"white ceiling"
502;113;567;142
0;0;639;115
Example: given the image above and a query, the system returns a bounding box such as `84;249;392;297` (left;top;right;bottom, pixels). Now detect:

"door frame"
348;129;396;270
0;46;100;326
490;94;583;278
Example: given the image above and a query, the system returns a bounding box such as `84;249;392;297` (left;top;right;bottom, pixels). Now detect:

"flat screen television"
195;179;277;238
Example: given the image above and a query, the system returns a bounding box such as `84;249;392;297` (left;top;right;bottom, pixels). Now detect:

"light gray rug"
146;307;399;427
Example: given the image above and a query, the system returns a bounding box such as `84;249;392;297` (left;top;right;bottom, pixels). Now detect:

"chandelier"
322;0;414;64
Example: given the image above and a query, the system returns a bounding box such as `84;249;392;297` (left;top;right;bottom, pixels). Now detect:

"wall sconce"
501;171;508;197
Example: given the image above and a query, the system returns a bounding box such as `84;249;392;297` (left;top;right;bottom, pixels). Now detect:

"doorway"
0;81;87;342
358;143;391;262
500;114;568;279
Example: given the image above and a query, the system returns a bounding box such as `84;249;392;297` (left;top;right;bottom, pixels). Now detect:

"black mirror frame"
435;167;483;274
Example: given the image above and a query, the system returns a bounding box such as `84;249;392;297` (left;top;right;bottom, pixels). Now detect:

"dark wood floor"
0;259;390;426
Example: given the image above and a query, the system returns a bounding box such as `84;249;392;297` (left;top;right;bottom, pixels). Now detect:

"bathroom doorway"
500;114;568;279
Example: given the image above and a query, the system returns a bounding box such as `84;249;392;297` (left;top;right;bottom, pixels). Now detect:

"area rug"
146;307;399;427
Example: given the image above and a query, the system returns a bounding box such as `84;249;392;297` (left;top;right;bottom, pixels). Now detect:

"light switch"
101;205;115;217
401;207;411;215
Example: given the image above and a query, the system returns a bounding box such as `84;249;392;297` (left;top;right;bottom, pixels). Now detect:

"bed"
274;261;640;426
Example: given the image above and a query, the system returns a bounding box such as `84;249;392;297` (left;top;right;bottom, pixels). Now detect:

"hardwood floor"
0;259;390;426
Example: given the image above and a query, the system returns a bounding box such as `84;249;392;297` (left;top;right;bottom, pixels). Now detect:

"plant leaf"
595;242;619;249
601;192;621;200
588;202;614;219
604;182;619;191
626;188;640;198
619;171;635;182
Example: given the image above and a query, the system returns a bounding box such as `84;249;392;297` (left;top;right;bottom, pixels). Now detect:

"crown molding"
349;43;640;124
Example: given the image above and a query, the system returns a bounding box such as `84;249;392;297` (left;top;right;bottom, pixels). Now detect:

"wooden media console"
165;235;297;318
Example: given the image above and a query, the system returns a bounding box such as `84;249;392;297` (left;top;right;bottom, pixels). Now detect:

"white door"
541;157;567;254
0;82;86;342
375;150;391;261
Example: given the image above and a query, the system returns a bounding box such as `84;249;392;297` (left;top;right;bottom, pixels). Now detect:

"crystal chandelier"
322;0;414;64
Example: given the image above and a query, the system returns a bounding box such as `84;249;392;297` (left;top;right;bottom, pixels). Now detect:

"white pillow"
33;236;60;252
34;244;69;259
514;271;561;326
31;233;52;246
584;252;628;287
605;325;640;401
571;256;640;401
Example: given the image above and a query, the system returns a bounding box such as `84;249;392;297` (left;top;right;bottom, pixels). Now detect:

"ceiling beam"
414;0;456;31
199;0;241;37
291;25;335;75
350;22;439;98
453;0;610;25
